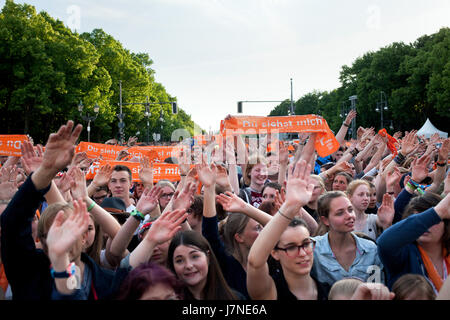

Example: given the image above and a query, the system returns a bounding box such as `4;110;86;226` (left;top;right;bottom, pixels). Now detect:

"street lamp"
375;91;388;129
159;109;165;143
78;100;100;142
144;103;151;144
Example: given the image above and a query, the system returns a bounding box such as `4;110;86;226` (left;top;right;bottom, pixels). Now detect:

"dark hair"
392;274;436;300
402;192;450;256
113;165;132;182
167;230;238;300
85;214;104;266
116;262;184;300
262;182;282;195
334;171;353;184
189;194;204;220
222;213;251;264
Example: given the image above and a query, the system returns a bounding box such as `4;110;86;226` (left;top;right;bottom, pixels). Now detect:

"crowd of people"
1;110;449;301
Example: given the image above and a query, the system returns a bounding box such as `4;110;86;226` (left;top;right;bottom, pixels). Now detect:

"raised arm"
247;160;314;300
69;166;121;239
127;208;187;268
335;110;356;146
108;185;163;265
216;191;272;226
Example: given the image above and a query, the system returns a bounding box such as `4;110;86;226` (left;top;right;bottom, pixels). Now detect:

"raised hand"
279;141;289;165
344;109;357;126
285;160;314;210
172;182;197;211
0;165;18;200
127;136;138;147
20;141;44;175
214;164;231;189
196;162;216;187
216;191;247;213
116;149;130;161
41;120;83;173
54;170;76;195
385;167;402;189
411;154;431;183
144;209;188;245
68;166;88;200
399;130;419;156
91;163;113;188
377;193;395;229
139;156;154;186
438;138;450;163
136;185;164;214
46;199;90;260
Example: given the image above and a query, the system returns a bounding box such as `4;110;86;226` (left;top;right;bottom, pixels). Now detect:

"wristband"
87;201;95;212
278;209;292;221
343;123;350;128
350;149;358;157
436;161;446;167
50;262;76;279
130;208;146;221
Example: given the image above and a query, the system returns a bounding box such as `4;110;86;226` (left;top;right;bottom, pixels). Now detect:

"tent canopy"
416;118;448;139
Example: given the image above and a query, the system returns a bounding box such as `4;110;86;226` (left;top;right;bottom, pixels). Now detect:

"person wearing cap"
100;197;130;226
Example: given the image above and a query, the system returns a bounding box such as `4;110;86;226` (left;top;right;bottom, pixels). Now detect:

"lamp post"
375;91;388;129
159;109;165;143
349;95;357;139
78;101;100;142
144;102;150;144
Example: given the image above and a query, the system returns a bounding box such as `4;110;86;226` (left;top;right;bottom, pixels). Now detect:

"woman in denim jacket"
311;191;385;287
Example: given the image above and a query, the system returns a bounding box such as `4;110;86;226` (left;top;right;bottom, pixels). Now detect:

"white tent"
416;118;448;139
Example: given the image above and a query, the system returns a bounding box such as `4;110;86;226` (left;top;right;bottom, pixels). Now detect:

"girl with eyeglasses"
247;160;331;300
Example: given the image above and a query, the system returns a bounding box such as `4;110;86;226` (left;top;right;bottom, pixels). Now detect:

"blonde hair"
346;179;371;197
37;202;73;254
310;174;326;192
328;278;364;300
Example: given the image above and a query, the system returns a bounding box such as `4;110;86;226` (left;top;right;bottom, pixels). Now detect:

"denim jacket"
311;232;385;287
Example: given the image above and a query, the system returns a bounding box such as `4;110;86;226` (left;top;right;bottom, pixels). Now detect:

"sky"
2;0;450;132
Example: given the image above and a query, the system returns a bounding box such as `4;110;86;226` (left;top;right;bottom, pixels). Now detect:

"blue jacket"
202;216;249;299
376;207;442;289
0;174;129;300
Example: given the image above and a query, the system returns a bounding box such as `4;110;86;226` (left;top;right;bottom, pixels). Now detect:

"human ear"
234;233;244;244
320;215;330;227
270;250;280;261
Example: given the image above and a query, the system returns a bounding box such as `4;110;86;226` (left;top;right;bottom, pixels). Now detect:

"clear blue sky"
2;0;450;132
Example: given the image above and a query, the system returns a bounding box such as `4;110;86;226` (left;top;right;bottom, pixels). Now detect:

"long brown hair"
314;191;348;236
167;230;238;300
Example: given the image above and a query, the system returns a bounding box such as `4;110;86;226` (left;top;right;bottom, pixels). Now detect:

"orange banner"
76;142;125;160
76;142;181;163
0;135;29;156
84;160;183;182
220;115;339;157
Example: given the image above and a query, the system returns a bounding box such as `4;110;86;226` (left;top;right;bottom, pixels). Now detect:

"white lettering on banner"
366;265;381;283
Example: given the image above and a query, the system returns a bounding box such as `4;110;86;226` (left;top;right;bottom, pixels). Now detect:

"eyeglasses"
161;192;175;198
275;238;316;257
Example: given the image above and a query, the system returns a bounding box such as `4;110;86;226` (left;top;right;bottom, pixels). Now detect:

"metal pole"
119;80;124;144
87;119;91;142
290;78;294;115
